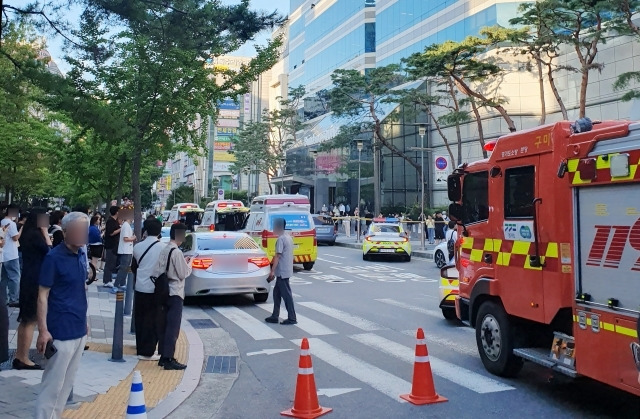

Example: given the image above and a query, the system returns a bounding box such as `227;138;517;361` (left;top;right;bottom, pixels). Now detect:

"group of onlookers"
0;203;191;419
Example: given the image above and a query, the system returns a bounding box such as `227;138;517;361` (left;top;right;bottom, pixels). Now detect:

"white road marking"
316;257;342;264
293;338;410;402
213;306;284;341
317;388;360;397
256;304;337;336
375;298;443;319
246;349;293;356
400;330;479;358
292;293;302;298
350;334;515;394
298;302;383;331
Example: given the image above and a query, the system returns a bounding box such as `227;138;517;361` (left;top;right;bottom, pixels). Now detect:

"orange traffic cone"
400;328;448;405
281;338;332;419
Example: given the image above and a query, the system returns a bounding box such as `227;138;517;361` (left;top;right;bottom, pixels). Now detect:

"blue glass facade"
288;0;373;90
376;1;524;67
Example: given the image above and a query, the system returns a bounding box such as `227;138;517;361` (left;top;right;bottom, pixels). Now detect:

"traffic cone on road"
126;370;148;418
400;328;448;405
281;338;332;419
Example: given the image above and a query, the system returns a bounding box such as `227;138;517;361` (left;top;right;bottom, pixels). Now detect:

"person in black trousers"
102;206;121;286
132;219;166;360
155;223;192;370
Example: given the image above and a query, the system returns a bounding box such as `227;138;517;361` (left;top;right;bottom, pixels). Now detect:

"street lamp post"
279;157;286;194
356;140;363;243
310;150;318;213
419;125;426;251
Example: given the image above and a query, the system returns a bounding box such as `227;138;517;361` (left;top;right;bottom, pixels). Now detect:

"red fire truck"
445;119;640;395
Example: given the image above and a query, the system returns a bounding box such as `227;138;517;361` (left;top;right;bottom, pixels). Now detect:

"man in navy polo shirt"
35;212;89;419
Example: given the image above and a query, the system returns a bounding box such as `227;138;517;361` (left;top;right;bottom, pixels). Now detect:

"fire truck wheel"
476;301;523;378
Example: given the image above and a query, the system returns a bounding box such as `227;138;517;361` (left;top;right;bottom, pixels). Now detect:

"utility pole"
372;134;381;215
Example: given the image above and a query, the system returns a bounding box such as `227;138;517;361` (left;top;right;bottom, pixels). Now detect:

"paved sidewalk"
0;282;201;418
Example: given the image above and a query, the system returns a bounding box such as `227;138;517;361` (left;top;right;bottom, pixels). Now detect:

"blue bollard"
124;271;134;316
109;290;125;362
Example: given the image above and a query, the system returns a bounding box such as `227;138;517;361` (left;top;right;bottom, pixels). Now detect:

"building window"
365;22;376;53
462;171;489;224
505;166;535;218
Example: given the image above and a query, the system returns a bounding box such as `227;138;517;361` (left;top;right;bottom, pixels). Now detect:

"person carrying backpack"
445;220;458;264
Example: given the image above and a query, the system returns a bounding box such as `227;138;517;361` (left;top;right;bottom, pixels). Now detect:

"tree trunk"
448;80;463;166
470;99;487;159
536;55;546;125
579;70;589;119
546;61;568;120
131;148;142;239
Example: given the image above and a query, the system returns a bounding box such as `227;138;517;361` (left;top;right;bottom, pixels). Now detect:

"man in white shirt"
1;206;21;306
113;211;136;292
132;219;165;361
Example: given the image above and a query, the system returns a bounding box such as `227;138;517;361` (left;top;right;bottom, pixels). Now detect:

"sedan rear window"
197;236;259;251
313;216;334;226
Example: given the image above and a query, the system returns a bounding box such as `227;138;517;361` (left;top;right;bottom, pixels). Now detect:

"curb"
149;319;204;418
334;240;434;259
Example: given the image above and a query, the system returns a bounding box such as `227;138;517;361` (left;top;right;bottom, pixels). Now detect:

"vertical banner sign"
217;188;225;200
434;156;450;183
244;93;251;113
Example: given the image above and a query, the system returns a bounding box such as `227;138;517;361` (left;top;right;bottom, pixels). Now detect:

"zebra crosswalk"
209;299;516;400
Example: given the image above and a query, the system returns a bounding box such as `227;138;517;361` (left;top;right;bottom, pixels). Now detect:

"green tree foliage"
328;65;416;213
166;185;196;208
510;0;614;118
65;1;283;236
0;23;63;204
504;4;569;121
231;87;305;194
404;35;517;140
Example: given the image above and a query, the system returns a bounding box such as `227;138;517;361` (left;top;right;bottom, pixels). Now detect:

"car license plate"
379;249;395;253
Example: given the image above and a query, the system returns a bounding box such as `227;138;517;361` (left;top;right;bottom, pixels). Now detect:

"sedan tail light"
249;257;271;268
209;224;215;231
192;257;213;269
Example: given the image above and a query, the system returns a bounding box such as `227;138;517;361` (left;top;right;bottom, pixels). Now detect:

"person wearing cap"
264;218;297;325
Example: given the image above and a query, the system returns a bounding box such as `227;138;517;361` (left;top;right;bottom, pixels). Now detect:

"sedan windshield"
371;225;401;234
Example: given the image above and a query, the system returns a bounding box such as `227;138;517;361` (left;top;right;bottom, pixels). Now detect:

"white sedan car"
433;242;450;268
180;232;271;302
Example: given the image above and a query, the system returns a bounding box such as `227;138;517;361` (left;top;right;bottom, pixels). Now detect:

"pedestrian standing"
88;215;103;273
48;211;64;248
132;219;165;361
155;223;191;370
426;215;436;244
35;212;90;419
264;218;297;325
102;206;121;287
1;205;21;306
434;211;446;244
0;220;6;364
14;210;51;370
344;214;351;238
113;210;136;292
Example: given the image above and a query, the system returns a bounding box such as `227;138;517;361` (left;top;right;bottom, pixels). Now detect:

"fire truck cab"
447;119;640;395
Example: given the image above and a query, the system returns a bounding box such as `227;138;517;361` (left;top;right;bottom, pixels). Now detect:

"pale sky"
47;0;290;72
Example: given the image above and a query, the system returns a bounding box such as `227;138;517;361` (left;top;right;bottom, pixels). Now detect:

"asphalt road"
189;246;640;419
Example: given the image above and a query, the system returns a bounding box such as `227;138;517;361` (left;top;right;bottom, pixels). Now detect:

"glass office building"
286;0;529;210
